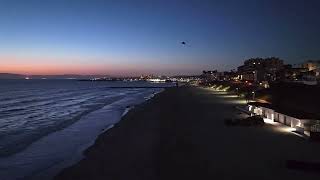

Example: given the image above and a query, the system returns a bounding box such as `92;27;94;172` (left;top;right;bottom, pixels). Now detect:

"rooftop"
248;101;320;120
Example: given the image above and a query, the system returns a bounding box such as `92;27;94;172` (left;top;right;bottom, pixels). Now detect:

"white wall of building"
248;105;320;136
249;105;306;129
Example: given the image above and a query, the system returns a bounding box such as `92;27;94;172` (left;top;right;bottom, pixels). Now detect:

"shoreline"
55;87;320;180
80;88;165;158
36;88;166;180
55;87;171;179
81;88;166;158
0;88;164;180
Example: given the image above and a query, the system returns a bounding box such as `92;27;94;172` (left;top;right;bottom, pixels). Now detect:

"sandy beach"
55;87;320;180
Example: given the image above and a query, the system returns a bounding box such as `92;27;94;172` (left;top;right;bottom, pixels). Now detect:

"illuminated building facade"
237;57;284;82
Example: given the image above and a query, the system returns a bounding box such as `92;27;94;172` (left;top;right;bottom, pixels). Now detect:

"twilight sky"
0;0;320;76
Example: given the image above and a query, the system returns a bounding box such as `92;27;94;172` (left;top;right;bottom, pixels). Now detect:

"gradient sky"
1;0;320;76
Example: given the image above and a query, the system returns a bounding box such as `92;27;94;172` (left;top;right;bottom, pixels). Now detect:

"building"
222;71;238;81
279;65;308;81
202;70;218;81
298;71;318;85
302;60;320;71
247;102;320;138
278;63;318;85
202;70;238;82
301;60;320;80
237;57;284;82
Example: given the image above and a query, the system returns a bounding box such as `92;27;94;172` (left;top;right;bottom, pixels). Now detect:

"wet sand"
55;87;320;180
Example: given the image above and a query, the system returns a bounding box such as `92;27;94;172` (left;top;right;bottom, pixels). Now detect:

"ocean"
0;79;172;179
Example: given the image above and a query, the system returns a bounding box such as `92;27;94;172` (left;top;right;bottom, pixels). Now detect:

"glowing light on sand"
282;127;297;133
296;120;301;127
263;118;305;138
213;91;228;95
263;118;277;125
226;99;247;105
220;95;238;98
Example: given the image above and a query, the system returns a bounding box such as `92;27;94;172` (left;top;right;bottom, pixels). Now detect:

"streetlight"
252;91;255;101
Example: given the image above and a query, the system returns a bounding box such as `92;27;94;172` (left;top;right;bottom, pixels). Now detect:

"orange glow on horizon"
0;56;205;76
0;61;107;75
0;56;140;75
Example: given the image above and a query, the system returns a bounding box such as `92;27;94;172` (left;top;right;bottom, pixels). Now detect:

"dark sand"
55;87;320;180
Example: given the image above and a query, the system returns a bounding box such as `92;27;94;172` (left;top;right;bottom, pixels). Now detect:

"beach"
55;87;320;180
0;80;167;180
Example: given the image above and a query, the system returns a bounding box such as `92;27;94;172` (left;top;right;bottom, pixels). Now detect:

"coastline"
55;87;171;179
0;87;164;180
34;88;165;180
82;88;166;158
55;87;320;180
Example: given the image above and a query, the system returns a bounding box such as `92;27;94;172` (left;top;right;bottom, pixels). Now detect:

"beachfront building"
301;60;320;81
237;57;284;82
202;70;238;82
202;70;218;81
302;60;320;71
276;64;319;85
247;102;320;139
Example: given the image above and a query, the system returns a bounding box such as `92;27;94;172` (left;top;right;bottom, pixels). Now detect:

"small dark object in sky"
180;41;191;47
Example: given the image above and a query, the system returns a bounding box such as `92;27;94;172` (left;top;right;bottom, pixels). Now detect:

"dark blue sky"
0;0;320;75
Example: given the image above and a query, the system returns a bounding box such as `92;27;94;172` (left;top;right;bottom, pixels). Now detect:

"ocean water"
0;79;171;179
